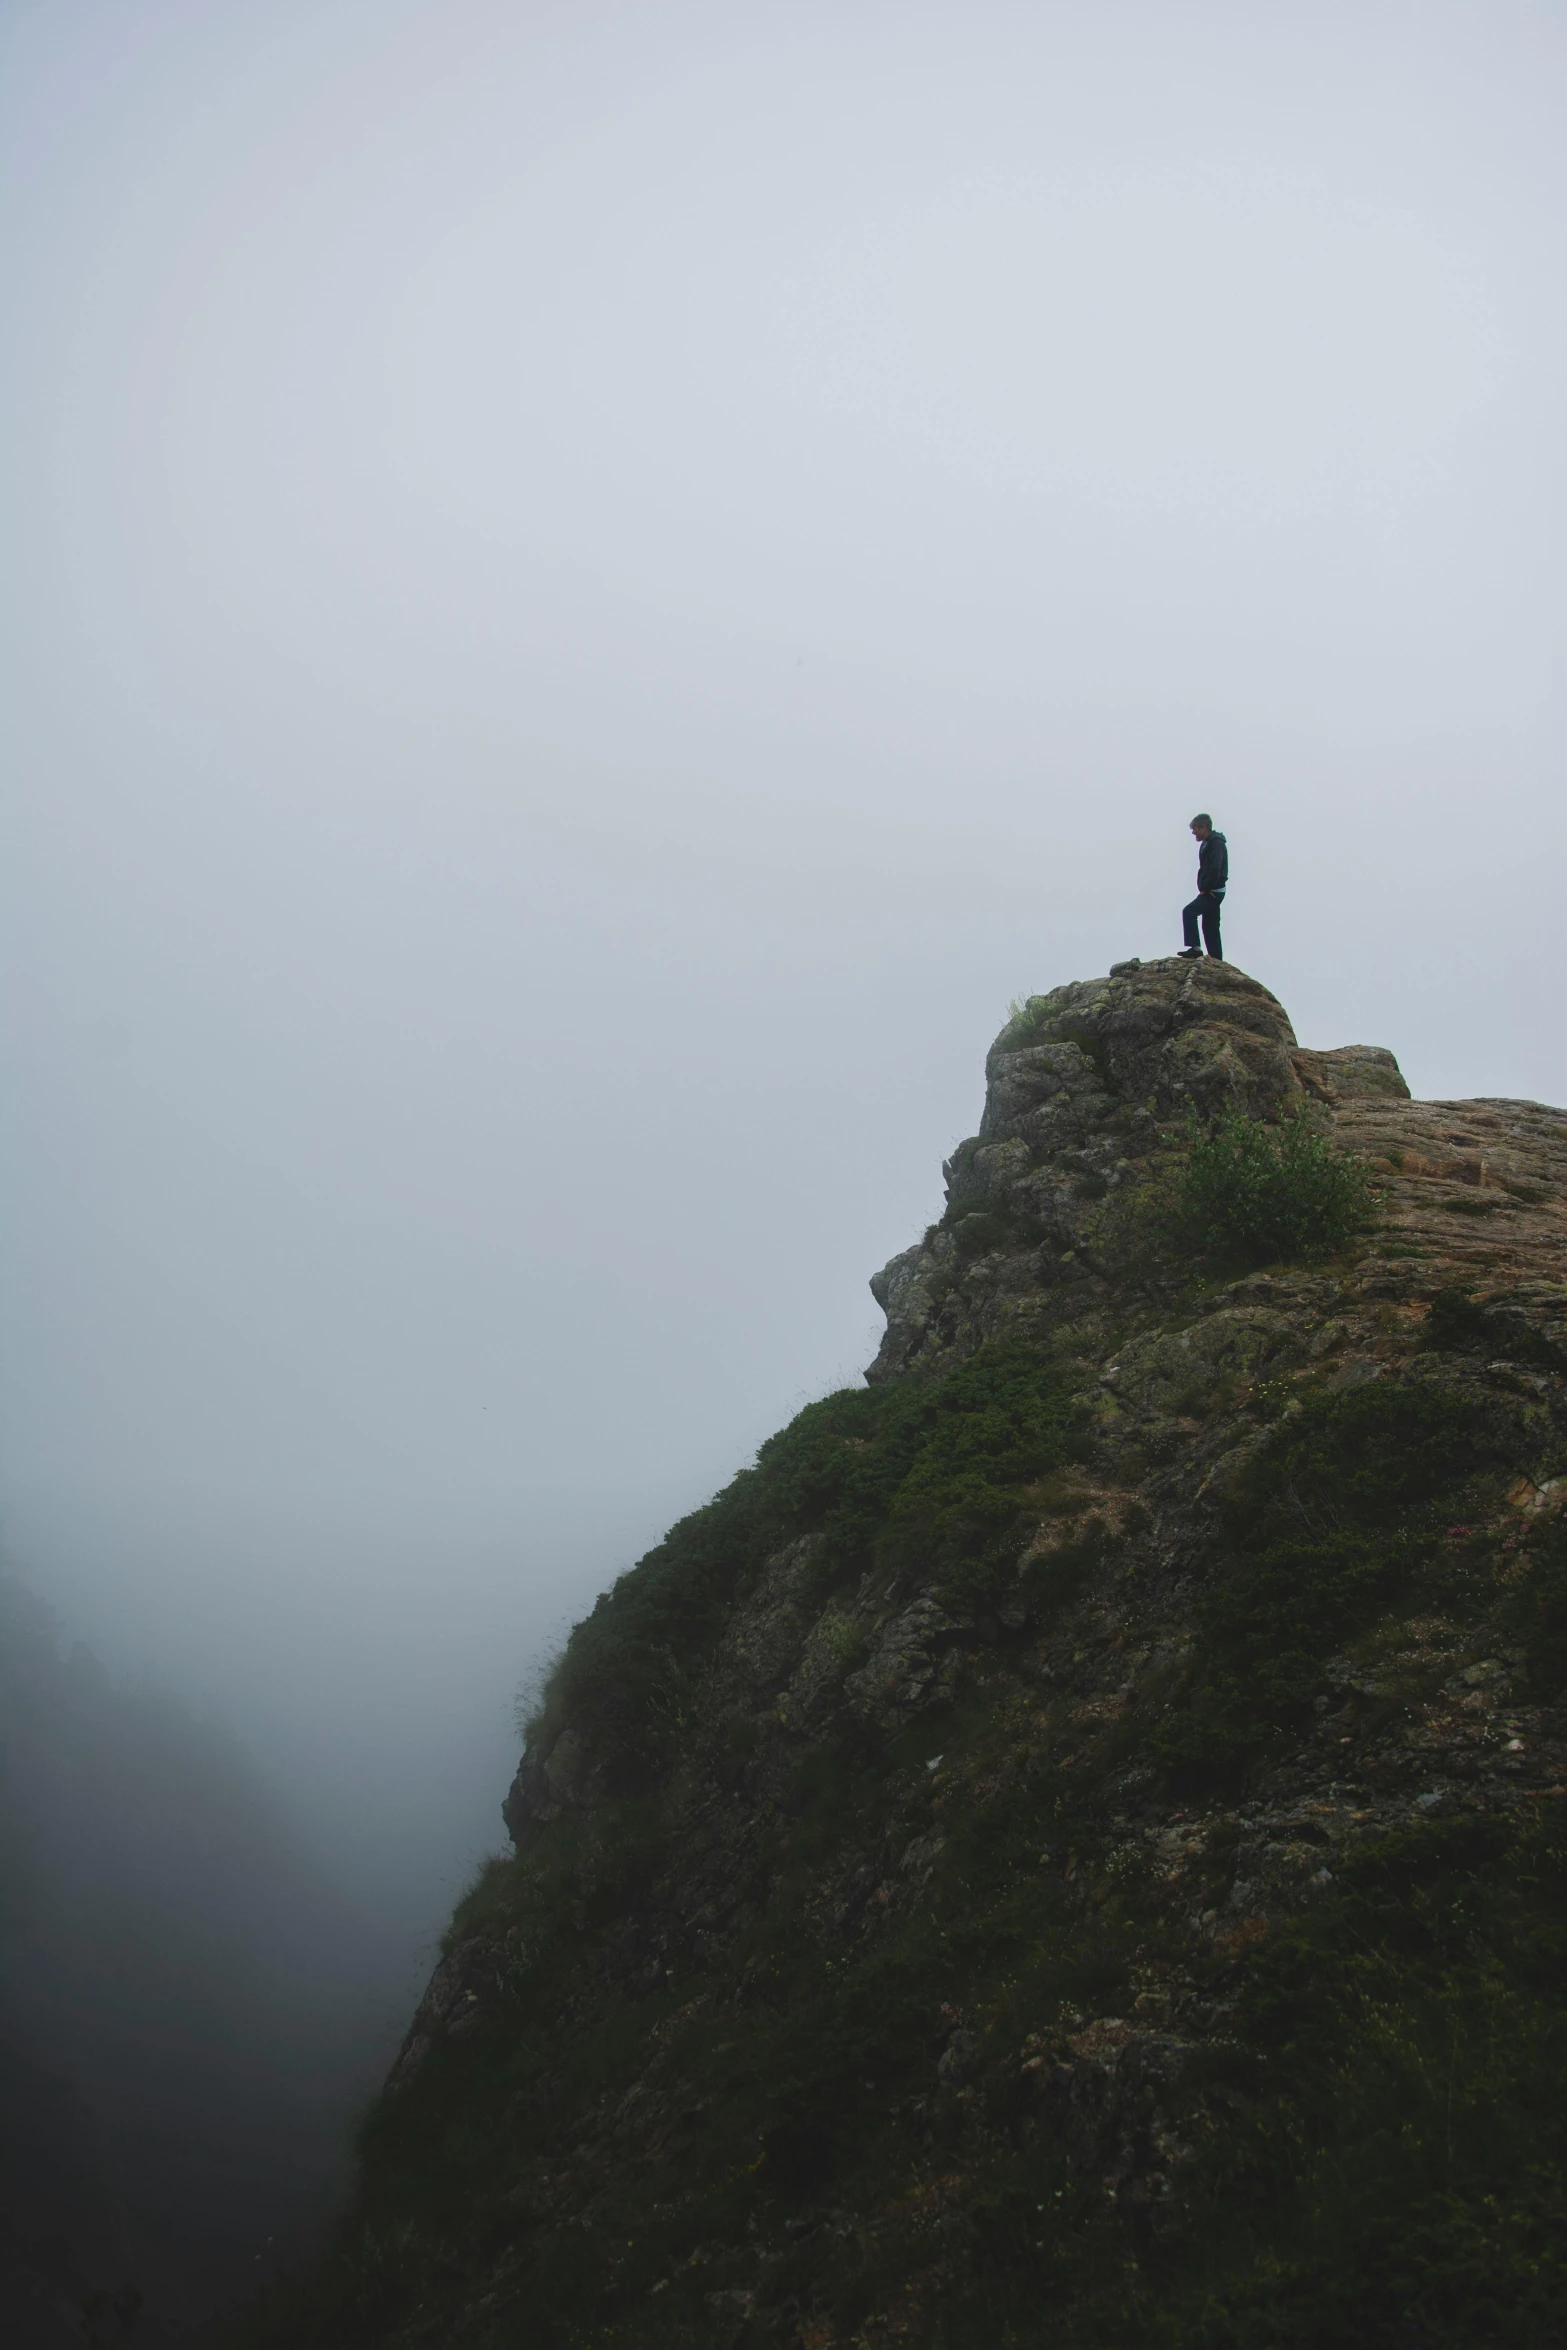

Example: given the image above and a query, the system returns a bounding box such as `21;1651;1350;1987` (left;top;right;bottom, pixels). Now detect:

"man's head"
1190;814;1213;839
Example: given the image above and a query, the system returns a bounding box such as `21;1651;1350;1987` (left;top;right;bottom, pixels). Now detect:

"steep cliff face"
280;960;1567;2350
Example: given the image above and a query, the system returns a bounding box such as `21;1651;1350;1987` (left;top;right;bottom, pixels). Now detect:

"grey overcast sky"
3;0;1565;1950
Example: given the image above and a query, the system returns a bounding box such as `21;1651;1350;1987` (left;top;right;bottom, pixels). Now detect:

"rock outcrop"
867;958;1416;1385
301;960;1567;2350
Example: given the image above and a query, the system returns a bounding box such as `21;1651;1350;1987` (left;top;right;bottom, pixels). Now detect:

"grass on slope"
532;1341;1087;1778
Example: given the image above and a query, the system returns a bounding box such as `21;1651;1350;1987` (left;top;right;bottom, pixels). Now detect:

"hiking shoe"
1177;946;1201;959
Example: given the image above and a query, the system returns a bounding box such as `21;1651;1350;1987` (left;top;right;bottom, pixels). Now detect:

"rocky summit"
262;959;1567;2350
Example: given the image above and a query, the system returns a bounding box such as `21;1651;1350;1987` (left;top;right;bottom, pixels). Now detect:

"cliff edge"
270;959;1567;2350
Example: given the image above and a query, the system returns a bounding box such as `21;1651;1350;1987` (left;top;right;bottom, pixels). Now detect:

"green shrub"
537;1344;1085;1774
1243;1378;1491;1527
1175;1106;1376;1267
995;995;1056;1052
876;1344;1086;1604
1154;1381;1502;1780
817;1614;868;1670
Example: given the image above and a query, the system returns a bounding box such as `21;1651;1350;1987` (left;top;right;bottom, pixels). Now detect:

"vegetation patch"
995;995;1059;1053
1089;1111;1376;1288
1174;1106;1377;1268
1153;1381;1509;1782
935;1196;1052;1262
1058;1803;1567;2350
532;1344;1085;1775
992;1003;1116;1091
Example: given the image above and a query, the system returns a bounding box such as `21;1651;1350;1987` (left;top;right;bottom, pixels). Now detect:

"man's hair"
1190;812;1213;828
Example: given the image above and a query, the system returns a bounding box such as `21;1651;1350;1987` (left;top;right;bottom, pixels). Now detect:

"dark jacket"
1196;830;1228;893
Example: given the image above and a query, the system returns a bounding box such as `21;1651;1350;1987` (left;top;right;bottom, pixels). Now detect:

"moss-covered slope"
254;959;1567;2350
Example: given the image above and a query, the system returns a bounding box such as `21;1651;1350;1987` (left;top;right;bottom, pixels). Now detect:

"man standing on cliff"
1179;814;1227;961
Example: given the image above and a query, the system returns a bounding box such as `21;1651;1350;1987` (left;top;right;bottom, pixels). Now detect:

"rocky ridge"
311;959;1567;2350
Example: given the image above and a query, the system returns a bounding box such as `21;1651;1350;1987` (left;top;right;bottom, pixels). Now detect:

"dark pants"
1182;891;1225;958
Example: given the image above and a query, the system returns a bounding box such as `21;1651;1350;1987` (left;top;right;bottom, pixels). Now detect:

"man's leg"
1181;897;1204;952
1200;893;1224;960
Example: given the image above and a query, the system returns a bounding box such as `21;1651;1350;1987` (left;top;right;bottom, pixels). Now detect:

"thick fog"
3;0;1565;2321
0;1579;384;2339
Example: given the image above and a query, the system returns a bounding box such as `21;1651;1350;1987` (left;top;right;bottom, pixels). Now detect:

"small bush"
818;1614;868;1671
1175;1106;1376;1266
1245;1378;1490;1528
993;1003;1115;1089
995;994;1056;1052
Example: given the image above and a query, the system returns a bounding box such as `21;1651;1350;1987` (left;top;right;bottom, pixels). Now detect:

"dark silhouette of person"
1179;814;1227;960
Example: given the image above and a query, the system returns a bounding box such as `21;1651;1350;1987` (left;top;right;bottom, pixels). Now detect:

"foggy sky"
3;0;1566;1944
